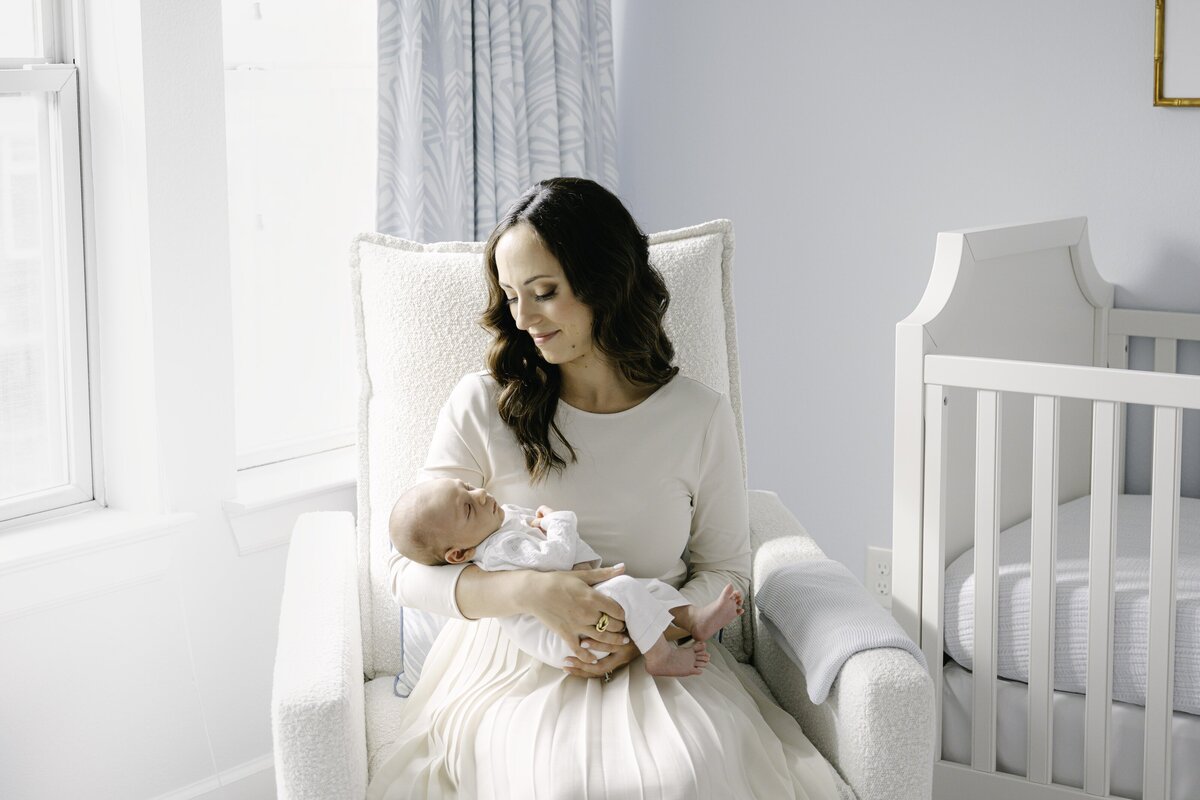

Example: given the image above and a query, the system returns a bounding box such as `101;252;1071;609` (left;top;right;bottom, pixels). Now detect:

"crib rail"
924;355;1200;411
922;354;1195;800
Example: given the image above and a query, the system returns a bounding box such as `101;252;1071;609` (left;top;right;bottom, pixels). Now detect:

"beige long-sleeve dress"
367;372;840;799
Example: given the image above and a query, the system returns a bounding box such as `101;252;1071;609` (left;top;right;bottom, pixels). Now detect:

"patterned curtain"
377;0;618;242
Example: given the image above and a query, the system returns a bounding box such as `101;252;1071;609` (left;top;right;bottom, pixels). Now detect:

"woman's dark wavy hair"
481;177;679;482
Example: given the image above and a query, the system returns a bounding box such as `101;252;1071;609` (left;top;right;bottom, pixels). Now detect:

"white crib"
892;218;1200;800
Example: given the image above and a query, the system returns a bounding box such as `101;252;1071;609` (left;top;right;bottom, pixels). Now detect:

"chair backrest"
350;220;745;677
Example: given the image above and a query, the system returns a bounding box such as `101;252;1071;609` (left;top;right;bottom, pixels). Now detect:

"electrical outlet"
866;546;892;607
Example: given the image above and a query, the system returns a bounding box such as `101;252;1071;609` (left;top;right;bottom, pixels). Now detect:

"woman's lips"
531;331;559;345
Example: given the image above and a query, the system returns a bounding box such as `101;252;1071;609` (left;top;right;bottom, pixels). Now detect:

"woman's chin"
536;347;566;364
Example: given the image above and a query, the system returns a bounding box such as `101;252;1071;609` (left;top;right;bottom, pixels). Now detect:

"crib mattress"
944;493;1200;714
942;661;1200;800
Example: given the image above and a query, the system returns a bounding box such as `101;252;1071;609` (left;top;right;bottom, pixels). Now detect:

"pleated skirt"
366;618;841;800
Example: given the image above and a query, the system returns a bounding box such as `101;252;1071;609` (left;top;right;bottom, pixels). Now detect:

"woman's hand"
564;637;639;679
525;565;631;663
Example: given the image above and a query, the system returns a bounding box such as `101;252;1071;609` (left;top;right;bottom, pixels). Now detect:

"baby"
389;477;744;677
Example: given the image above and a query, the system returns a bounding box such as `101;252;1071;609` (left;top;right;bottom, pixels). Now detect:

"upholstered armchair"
270;221;933;799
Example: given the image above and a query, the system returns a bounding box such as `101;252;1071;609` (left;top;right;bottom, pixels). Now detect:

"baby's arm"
486;510;581;572
536;507;603;571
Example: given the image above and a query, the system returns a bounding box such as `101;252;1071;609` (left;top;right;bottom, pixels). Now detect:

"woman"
369;178;840;799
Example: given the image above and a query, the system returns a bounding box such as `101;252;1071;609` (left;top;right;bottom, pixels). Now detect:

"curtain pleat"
378;0;617;242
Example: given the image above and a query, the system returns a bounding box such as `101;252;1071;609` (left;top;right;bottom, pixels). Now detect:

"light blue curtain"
377;0;618;242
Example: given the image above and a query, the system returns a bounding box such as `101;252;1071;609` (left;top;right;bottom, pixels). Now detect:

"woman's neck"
558;359;652;414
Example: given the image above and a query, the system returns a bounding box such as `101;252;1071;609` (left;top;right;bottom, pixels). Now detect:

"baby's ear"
445;547;473;564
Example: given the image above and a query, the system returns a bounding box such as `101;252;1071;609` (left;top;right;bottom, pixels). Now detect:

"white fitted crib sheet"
942;661;1200;800
943;494;1200;714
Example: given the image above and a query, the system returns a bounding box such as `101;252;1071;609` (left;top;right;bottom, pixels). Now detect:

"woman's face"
494;223;595;366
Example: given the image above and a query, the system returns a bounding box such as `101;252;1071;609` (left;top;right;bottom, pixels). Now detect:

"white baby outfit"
477;504;689;664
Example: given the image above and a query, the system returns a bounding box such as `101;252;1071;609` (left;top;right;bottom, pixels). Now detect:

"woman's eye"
504;297;516;306
534;290;556;301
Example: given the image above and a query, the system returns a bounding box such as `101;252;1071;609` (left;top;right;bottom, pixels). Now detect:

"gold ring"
595;612;610;633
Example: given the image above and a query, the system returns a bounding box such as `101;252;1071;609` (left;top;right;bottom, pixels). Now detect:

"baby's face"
429;478;504;553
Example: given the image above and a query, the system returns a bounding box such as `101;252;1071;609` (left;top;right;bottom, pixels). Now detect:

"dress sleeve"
389;373;493;619
678;394;751;608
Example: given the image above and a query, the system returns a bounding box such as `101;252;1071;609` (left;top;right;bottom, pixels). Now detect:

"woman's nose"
512;297;537;330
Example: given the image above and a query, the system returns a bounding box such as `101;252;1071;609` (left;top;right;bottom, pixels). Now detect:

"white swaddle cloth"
476;506;686;664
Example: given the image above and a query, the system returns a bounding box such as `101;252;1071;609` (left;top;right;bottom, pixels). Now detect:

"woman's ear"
445;547;474;564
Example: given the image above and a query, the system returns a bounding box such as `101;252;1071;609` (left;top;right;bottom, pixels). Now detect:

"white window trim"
0;62;97;526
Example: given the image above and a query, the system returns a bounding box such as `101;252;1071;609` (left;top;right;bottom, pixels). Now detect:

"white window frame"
0;0;98;528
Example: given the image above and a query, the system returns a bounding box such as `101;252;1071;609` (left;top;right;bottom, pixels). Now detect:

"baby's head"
389;478;505;566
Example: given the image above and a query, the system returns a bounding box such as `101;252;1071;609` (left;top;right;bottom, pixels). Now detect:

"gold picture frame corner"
1154;0;1200;107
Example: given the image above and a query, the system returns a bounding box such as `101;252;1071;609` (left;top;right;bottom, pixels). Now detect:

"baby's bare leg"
663;623;690;642
643;637;710;677
671;583;744;642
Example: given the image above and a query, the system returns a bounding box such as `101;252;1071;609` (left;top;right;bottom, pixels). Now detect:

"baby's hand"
535;505;555;519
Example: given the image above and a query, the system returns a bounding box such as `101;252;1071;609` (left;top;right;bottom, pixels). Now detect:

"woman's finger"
571;642;599;662
587;594;626;625
563;656;609;677
579;611;624;636
580;633;629;651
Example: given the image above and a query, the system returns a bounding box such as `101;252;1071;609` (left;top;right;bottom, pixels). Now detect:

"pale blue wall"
612;1;1200;580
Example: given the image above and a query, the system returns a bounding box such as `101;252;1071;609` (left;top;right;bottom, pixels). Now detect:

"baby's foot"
644;640;710;677
690;583;744;642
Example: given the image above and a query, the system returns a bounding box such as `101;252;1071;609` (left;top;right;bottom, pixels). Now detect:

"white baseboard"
152;754;275;800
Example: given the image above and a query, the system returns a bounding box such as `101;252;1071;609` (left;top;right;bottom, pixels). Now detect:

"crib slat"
1143;405;1182;800
1154;337;1178;374
1084;400;1119;797
922;384;949;760
972;390;1001;773
1107;334;1128;493
916;383;945;762
1027;395;1059;784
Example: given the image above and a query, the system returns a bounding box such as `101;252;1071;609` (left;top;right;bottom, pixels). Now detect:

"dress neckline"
557;375;677;419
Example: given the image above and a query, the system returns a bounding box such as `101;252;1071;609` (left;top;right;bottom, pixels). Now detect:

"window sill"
222;446;357;556
0;506;195;577
0;507;195;620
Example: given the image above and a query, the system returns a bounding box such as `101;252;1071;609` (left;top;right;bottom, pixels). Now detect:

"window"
222;0;375;470
0;0;94;525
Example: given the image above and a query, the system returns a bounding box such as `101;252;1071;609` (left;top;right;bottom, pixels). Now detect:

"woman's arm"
391;543;632;662
679;396;752;605
456;563;632;662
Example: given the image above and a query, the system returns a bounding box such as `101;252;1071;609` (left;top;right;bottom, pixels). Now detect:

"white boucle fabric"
944;493;1200;714
350;220;753;678
271;512;367;800
748;490;934;800
757;559;928;704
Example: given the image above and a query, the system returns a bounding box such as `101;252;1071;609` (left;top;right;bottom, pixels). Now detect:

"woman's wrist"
455;564;542;620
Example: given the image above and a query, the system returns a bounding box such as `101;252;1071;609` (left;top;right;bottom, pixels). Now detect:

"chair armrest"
748;491;934;800
271;512;367;800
